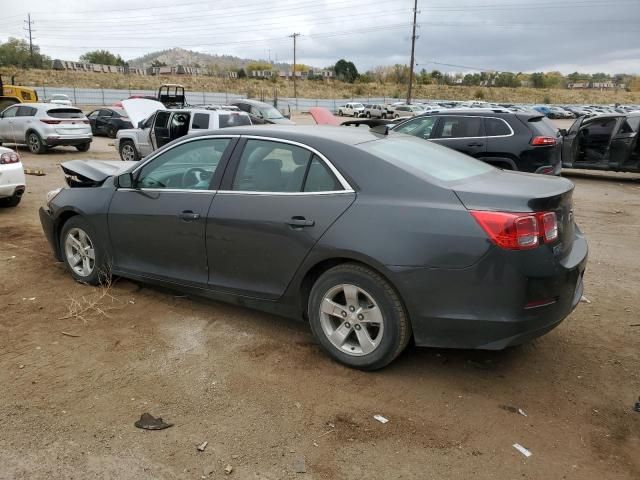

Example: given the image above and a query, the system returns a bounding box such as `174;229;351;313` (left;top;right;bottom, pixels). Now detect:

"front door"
108;137;235;285
431;115;487;158
0;105;19;142
206;138;355;299
561;116;584;167
150;110;171;151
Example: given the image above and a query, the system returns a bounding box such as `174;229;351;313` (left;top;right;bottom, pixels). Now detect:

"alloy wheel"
319;283;384;356
28;134;40;153
64;227;96;277
121;144;136;161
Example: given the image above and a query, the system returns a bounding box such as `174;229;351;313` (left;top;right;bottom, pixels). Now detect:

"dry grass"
3;67;640;104
59;274;122;323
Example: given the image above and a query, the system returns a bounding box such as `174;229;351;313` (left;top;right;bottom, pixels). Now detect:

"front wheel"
27;132;46;154
381;113;387;119
308;263;411;370
119;140;139;161
60;216;109;285
338;110;343;116
394;114;399;119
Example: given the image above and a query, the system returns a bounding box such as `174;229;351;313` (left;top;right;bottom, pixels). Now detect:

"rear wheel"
60;216;109;285
394;114;399;119
107;125;117;138
366;112;371;118
338;110;343;116
27;132;46;154
381;113;387;119
75;142;91;152
308;263;411;370
119;140;139;161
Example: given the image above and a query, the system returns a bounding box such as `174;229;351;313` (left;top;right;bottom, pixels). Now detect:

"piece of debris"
2;255;16;261
294;402;302;409
373;414;389;424
633;397;640;413
18;364;25;369
22;297;36;301
630;324;640;327
197;441;208;452
512;443;532;458
231;454;240;459
24;168;45;176
292;456;306;473
499;405;528;417
580;295;591;304
134;413;173;430
61;331;80;338
224;464;233;475
313;442;319;447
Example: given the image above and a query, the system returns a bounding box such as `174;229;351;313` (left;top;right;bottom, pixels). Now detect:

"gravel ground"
0;120;639;479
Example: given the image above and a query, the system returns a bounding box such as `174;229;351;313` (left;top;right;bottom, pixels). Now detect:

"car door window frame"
121;135;240;193
219;135;354;195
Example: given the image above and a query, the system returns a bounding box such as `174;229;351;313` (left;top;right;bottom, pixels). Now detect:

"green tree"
430;70;443;84
530;72;546;88
0;37;50;68
150;60;167;67
237;68;247;78
334;59;359;83
79;49;125;66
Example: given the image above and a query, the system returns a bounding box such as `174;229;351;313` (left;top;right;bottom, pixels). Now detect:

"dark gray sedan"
40;126;588;370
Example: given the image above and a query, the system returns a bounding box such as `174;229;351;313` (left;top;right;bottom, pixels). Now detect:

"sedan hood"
268;117;296;125
121;98;165;127
61;159;136;187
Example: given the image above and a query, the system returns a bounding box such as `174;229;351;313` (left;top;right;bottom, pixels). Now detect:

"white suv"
337;102;365;117
115;99;252;161
0;103;92;154
0;147;26;207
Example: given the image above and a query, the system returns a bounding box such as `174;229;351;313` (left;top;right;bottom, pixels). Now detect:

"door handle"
286;216;315;228
179;210;200;221
467;142;484;147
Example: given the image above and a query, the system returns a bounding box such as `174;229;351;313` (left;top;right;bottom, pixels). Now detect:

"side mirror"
559;128;568;136
116;172;134;188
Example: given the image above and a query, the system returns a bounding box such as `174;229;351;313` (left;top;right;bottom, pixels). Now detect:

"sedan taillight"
470;211;558;250
0;151;20;164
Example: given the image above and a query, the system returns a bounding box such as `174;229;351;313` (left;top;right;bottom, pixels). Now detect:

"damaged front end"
61;160;136;187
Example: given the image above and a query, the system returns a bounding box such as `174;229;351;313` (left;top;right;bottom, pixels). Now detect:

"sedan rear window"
357;135;493;182
46;108;84;119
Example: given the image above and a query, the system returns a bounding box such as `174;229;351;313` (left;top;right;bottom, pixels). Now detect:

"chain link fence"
33;85;404;114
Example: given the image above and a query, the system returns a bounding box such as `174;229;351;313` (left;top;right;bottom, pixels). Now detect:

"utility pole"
407;0;418;104
24;13;35;63
289;33;300;106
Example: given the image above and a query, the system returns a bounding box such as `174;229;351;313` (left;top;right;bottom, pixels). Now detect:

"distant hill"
127;47;289;71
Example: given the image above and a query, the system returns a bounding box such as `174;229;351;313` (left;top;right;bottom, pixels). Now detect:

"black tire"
119;140;139;161
381;113;387;119
366;112;371;118
60;216;110;286
27;131;46;154
394;114;399;119
308;263;411;370
0;194;21;207
75;142;91;152
338;110;343;116
107;126;117;138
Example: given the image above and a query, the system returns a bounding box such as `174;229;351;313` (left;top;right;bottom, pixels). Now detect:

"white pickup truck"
337;102;365;117
115;99;251;161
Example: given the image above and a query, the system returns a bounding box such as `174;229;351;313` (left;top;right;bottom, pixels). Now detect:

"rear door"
206;137;356;299
95;109;113;134
431;115;487;158
609;117;639;170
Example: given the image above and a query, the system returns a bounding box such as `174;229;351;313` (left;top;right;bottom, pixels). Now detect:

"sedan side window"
485;118;512;137
394;116;437;139
88;111;99;119
136;138;231;190
1;106;19;118
304;156;342;192
232;139;313;192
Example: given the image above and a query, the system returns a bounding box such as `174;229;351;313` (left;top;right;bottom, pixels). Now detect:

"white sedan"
0;147;26;207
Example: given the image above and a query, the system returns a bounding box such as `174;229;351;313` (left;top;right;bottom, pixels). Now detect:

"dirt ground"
1;121;639;480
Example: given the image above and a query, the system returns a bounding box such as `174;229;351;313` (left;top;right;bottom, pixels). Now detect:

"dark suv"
391;109;562;174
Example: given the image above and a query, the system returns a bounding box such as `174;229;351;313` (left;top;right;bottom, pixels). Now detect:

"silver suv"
0;103;92;154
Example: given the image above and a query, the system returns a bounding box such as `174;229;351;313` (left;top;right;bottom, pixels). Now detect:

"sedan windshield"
357;135;493;182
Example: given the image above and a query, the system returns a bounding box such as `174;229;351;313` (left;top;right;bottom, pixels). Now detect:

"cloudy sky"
2;0;639;74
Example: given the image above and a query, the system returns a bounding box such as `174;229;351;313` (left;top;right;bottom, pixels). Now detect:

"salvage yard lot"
1;129;639;479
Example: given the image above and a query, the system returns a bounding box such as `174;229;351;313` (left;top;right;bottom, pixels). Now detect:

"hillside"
3;68;640;105
127;47;288;71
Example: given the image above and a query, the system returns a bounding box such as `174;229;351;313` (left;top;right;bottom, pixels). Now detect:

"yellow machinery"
0;75;38;111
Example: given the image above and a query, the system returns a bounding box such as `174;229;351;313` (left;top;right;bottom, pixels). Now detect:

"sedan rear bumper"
390;230;588;350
